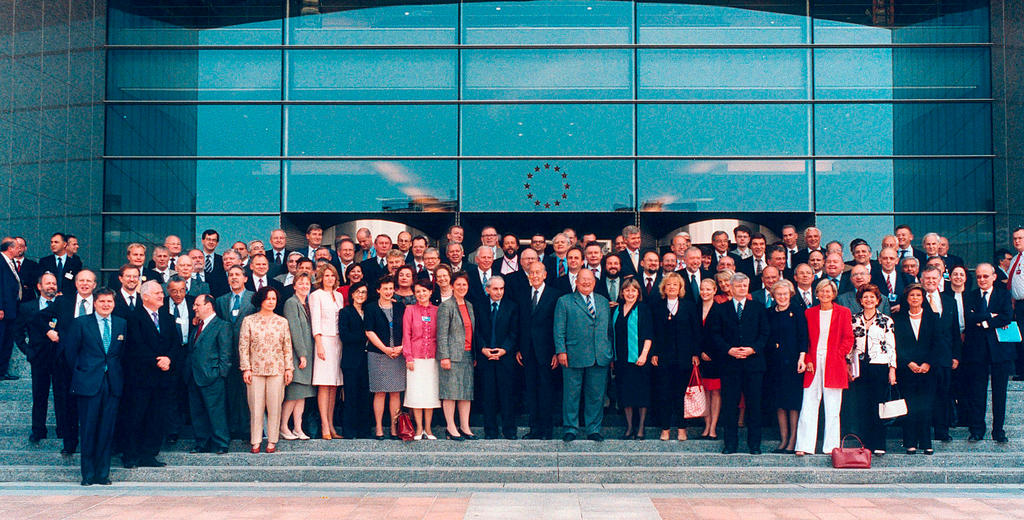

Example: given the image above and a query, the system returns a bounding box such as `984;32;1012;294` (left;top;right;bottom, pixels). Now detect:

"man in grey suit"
553;269;613;442
188;294;232;454
214;266;255;439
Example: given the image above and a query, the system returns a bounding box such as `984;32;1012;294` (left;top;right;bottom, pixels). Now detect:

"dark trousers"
53;357;78;451
29;355;58;438
861;363;892;452
188;376;229;450
122;384;169;464
0;321;13;376
964;360;1013;437
721;370;763;451
930;365;953;438
899;369;935;450
166;362;190;438
226;367;250;438
78;375;119;483
341;354;369;438
480;358;516;437
654;362;692;430
523;353;556;437
841;362;868;438
952;361;970;426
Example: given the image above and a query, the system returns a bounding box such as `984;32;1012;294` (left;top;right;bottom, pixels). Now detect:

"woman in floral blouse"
239;286;294;454
849;283;897;455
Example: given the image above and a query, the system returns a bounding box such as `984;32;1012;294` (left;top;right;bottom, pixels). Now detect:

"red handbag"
831;434;872;469
394;411;415;441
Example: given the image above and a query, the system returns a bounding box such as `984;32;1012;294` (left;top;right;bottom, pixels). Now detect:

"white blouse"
308;288;343;337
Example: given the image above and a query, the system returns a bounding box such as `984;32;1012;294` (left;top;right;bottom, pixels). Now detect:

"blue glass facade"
100;0;996;269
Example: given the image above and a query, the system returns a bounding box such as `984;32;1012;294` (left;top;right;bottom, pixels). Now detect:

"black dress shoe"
190;445;211;454
750;448;762;455
166;434;178;444
620;432;634;440
95;479;111;485
80;479;92;486
523;432;539;440
994;433;1009;443
460;431;478;441
61;449;73;456
139;458;166;467
1012;375;1024;382
484;433;500;440
772;447;788;454
446;432;464;441
968;434;983;442
563;433;577;443
721;448;736;455
587;433;604;442
215;447;229;455
122;461;137;469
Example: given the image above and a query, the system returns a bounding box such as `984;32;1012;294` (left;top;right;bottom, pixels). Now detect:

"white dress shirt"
74;294;94;318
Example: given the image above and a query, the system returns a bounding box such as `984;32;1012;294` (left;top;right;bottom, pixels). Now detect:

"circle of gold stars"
524;163;569;209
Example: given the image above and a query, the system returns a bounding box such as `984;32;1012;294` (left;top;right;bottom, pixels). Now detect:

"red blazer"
803;304;855;389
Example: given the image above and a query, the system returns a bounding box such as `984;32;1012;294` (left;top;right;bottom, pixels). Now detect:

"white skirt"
311;335;343;386
404;358;441;409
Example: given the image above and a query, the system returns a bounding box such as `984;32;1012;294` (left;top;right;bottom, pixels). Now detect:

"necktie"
129;295;136;309
169;258;175;270
151;311;160;332
275;252;282;264
532;289;540;310
482;271;489;286
690;273;699;298
173;304;181;319
205;254;213;272
1008;253;1022;289
232;294;241;311
886;273;893;294
766;294;773;308
558;259;566;277
586;296;596;318
417;264;423;273
44;299;52;308
787;249;794;268
646;277;653;293
257;278;264;291
980;290;989;315
736;301;744;319
899;249;908;259
591;268;598;278
803;291;811;307
101;318;111;354
194;319;205;342
755;259;763;276
490;302;499;347
14;259;21;273
610;278;619;302
78;298;87;317
56;257;63;276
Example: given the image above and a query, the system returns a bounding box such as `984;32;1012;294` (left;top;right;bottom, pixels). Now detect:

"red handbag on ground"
831;434;872;469
394;411;415;441
683;366;708;419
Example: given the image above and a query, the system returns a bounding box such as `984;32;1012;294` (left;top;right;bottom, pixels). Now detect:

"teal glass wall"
104;0;995;266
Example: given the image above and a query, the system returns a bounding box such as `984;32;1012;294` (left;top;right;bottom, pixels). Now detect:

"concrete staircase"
2;351;1023;484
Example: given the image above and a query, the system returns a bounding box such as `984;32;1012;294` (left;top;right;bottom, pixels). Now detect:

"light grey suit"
187;315;232;450
553;291;613;436
437;298;476;400
283;296;314;391
214;290;255;437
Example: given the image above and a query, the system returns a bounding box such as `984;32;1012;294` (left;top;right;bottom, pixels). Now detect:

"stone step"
3;464;1024;484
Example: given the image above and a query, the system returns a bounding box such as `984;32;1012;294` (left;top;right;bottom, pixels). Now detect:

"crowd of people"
1;222;1022;485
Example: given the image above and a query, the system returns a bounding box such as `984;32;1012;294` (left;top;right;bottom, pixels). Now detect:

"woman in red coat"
794;279;855;455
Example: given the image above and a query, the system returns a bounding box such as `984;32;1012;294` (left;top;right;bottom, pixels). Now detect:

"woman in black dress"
651;272;701;441
612;277;654;439
338;281;369;438
765;279;807;453
892;284;939;454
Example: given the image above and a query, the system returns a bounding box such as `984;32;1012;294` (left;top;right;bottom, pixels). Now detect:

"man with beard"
598;253;622;306
498;233;521;275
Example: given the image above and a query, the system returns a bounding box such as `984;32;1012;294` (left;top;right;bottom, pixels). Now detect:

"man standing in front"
516;261;562;440
963;263;1015;443
553;269;612;442
188;294;233;454
215;266;256;439
63;288;125;486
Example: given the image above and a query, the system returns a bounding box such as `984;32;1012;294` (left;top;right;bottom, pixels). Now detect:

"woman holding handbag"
766;279;807;454
892;284;939;455
794;279;855;456
612;278;655;440
651;272;701;442
850;284;898;455
697;278;723;440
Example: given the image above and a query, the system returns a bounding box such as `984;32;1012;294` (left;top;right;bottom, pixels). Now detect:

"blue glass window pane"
813;160;894;213
107;105;281;157
103;215;195;269
461;104;633;156
288;50;457;101
639;49;809;100
815;48;990;99
284;160;457;212
104;160;281;213
638;104;809;156
639;1;809;44
462;49;633;100
108;4;283;45
290;2;457;45
899;215;993;266
816;103;991;156
814;104;893;156
637;160;812;212
462;1;633;44
461;160;633;212
108;50;281;101
813;0;989;44
813;216;895;261
288;105;457;157
893;159;992;212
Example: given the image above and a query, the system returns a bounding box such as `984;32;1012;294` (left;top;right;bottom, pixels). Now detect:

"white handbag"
879;385;908;420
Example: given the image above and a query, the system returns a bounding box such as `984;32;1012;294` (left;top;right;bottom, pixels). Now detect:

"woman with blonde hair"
309;263;344;439
651;272;700;441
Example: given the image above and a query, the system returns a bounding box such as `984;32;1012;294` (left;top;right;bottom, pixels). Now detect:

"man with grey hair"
544;233;572;282
467;246;496;308
477;275;520;439
963;262;1015;443
445;242;465;272
275;252;304;286
616;225;643;278
670;232;692;271
122;279;180;468
793;226;825;267
170;254;209;297
901;256;920;283
710;271;770;454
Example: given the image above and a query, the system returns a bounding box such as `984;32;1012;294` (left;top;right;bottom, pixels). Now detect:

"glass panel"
462;49;633;100
893;159;992;212
814;160;894;213
108;2;283;45
105;160;281;213
107;105;281;157
288;50;457;101
818;103;991;156
639;49;808;100
108;50;281;101
813;215;895;261
461;104;633;156
460;160;633;212
103;214;195;270
462;0;633;44
814;104;893;156
812;0;989;44
637;160;811;212
638;104;809;156
288;105;457;157
289;1;458;45
638;1;809;44
194;216;282;253
816;48;990;100
898;214;993;266
284;160;457;212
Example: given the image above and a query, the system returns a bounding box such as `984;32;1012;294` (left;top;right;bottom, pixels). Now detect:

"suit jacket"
942;254;965;271
173;275;210;298
188;316;232;387
124;304;182;388
552;272;579;296
929;291;962;367
709;298;771;373
615;250;642;280
0;255;21;320
106;267;161;294
553;291;613;368
516;284;563;364
476;298;519;363
962;286;1015;364
14;258;40;303
13;299;59;364
892;308;942;369
214;290;256;367
360;257;388;289
267;249;293;277
336;304;365;372
364;300;405;353
436;298;476;363
793;247;826;267
111;291;139;320
165;295;196;346
803;304;855;389
679;268;713;305
201;253;228;297
38;254;83;296
636;271;663;304
651;298;701;366
503;269;530;305
64;313;127;397
464;263;494;310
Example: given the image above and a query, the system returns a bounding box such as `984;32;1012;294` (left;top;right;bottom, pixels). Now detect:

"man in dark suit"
360;235;396;290
515;261;563;440
938;236;964;272
122;280;181;468
502;248;534;305
13;237;40;304
267;229;292;278
107;243;159;292
545;233;573;283
13;272;61;443
63;288;126;486
50;269;99;455
792;264;819;311
821;253;853;295
476;275;520;440
0;238;24;380
552;247;585;296
679;247;713;305
876;247;911;313
244;254;285;312
38;233;83;296
895;224;929;266
465;246;496;311
597;252;624;303
301;223;340;267
921;266;962;442
710;272;770;454
637;251;663;305
187;294;232;454
111;265;142;320
215;266;256;439
995;248;1013;283
708;231;732;273
962;263;1015;443
792;226;826;267
164;279;195;444
750;266;781;309
200;229;228;298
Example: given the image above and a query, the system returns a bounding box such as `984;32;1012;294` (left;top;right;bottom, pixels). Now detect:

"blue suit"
63;313;126;484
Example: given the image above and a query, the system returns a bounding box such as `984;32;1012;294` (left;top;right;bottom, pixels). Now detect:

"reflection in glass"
462;49;633;100
285;160;456;212
461;104;633;156
108;2;283;45
107;105;281;157
462;0;632;44
288;105;457;157
639;49;808;100
813;160;894;213
639;1;808;44
289;1;458;45
813;0;989;44
461;160;633;212
637;160;811;212
816;48;990;99
899;214;993;266
289;50;457;101
638;104;809;156
893;159;992;212
108;50;281;101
